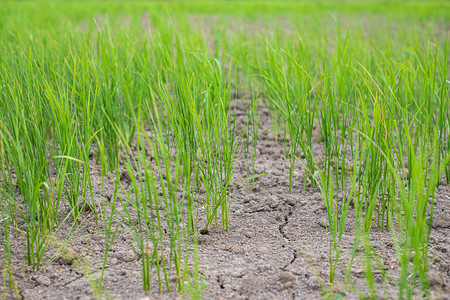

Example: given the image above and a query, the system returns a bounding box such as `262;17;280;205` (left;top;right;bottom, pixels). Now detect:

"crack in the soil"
217;275;225;289
288;250;299;269
279;201;296;271
278;202;294;241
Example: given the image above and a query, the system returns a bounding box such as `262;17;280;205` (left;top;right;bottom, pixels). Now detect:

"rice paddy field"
0;0;449;299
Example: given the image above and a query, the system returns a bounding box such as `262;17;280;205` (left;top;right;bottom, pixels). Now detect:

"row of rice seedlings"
89;28;241;291
0;21;131;273
0;54;66;270
257;24;448;296
0;14;241;295
355;43;447;297
116;117;187;293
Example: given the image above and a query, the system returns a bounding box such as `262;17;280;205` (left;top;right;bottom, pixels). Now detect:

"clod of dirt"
285;196;296;206
57;256;69;265
35;275;52;286
433;214;450;229
269;195;279;208
242;230;253;238
119;170;132;183
306;276;320;290
197;235;212;244
231;268;246;278
276;271;297;290
318;219;327;229
116;250;136;262
243;194;255;203
429;270;446;287
238;277;261;294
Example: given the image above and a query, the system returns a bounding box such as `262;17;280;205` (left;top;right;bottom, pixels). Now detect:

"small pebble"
286;196;296;206
242;231;252;238
260;247;269;253
234;209;244;216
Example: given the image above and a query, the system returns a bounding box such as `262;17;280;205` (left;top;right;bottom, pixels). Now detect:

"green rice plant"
196;65;241;233
0;205;19;298
0;99;54;269
351;114;448;298
99;38;232;291
100;105;173;292
258;41;318;190
0;35;104;269
94;174;120;295
244;85;261;190
357;92;390;233
315;166;352;288
91;28;136;173
139;117;187;292
392;131;449;299
182;233;207;300
141;36;241;233
43;73;90;220
316;33;354;181
297;27;448;296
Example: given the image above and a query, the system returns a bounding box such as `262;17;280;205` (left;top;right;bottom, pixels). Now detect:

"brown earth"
1;100;449;300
